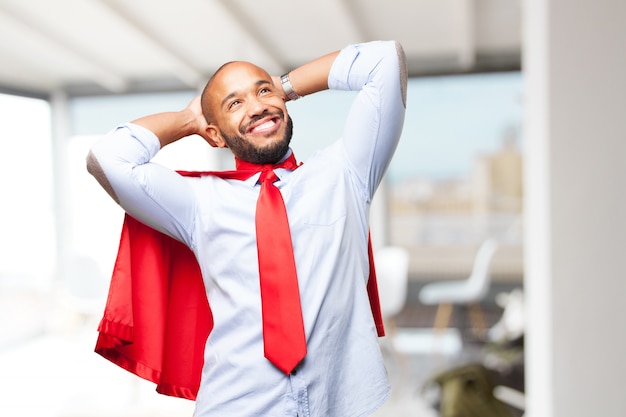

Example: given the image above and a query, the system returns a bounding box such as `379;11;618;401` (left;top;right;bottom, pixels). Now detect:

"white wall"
524;1;626;416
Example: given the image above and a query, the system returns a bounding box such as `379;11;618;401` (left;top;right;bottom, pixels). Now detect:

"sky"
392;72;523;181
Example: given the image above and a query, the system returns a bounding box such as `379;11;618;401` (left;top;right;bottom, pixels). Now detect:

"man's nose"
246;96;267;117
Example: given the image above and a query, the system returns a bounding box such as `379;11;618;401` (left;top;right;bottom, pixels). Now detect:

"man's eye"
259;87;270;95
229;100;241;109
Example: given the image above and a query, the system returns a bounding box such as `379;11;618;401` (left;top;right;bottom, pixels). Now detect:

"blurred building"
389;128;524;283
472;127;523;214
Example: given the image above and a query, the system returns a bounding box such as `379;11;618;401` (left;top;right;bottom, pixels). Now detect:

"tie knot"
259;169;279;184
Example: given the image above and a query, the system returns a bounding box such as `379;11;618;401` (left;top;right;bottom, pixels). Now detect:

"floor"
0;283;522;417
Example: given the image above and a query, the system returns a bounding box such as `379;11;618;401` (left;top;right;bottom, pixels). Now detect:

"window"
0;94;54;291
387;72;524;282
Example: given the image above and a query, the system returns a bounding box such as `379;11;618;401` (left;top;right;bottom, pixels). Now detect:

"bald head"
200;61;274;125
200;61;234;124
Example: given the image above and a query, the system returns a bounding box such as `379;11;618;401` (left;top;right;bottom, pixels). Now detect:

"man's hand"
184;96;217;147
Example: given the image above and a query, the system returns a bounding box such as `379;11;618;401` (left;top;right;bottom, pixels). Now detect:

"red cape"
95;215;385;401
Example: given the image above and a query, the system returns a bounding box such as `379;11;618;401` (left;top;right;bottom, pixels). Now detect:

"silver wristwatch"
280;73;301;101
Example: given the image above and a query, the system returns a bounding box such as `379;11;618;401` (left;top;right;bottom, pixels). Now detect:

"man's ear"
205;125;228;148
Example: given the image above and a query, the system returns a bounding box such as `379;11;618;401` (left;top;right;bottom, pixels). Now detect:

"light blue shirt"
90;40;406;417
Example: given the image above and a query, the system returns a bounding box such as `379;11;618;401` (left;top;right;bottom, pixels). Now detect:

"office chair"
418;239;499;338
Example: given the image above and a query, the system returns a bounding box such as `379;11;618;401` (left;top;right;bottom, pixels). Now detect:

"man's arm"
276;41;406;202
273;51;340;100
130;96;216;148
330;41;407;202
86;98;208;248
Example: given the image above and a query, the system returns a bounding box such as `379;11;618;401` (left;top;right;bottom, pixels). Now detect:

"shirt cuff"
328;44;361;91
120;122;162;159
328;41;391;92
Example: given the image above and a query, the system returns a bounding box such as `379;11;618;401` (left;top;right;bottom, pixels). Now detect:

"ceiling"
0;0;522;98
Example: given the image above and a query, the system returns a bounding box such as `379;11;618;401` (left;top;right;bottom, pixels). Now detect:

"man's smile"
246;116;282;135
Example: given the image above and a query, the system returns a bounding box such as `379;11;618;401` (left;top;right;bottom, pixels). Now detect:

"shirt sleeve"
87;123;197;249
328;40;407;202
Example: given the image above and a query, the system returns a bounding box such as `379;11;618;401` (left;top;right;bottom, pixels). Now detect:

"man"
87;40;407;417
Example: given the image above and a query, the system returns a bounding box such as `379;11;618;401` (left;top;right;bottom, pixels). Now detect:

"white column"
50;90;73;286
524;1;626;416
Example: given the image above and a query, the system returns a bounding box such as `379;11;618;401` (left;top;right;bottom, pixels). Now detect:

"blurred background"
0;1;624;416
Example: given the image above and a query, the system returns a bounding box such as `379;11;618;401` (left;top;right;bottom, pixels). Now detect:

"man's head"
200;61;293;164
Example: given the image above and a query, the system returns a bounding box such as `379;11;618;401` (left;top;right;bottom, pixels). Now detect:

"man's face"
219;115;293;165
205;62;293;164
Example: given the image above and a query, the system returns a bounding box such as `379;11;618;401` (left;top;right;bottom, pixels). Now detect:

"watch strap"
280;73;301;101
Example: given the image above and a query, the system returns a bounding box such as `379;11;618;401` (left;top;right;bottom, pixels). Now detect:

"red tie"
255;168;306;374
229;154;306;374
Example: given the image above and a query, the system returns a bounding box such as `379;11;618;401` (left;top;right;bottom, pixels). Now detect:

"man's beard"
221;112;294;165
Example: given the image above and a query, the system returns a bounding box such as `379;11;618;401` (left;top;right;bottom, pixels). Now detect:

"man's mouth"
244;113;283;135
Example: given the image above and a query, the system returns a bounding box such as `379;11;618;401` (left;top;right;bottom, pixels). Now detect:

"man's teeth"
253;120;275;132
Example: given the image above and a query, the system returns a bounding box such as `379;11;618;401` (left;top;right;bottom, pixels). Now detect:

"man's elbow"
393;41;408;108
86;150;120;204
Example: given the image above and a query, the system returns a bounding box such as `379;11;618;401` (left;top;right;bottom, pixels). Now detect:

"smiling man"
201;61;295;164
87;40;407;417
